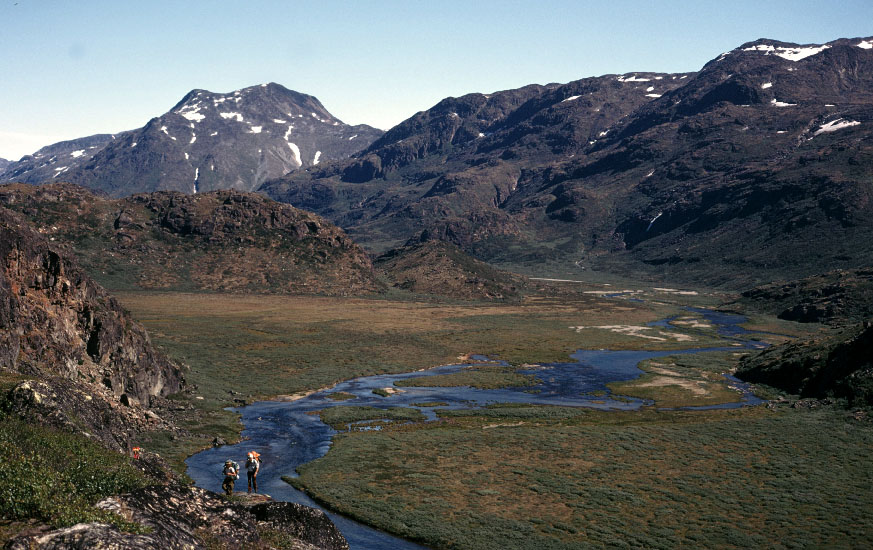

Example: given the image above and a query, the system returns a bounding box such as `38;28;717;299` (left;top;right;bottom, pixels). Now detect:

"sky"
0;0;871;161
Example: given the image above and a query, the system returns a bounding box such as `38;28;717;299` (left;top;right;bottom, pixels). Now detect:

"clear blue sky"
1;0;870;160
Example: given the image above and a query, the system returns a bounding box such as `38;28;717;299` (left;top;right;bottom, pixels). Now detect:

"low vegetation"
292;407;873;550
0;376;149;533
106;286;869;550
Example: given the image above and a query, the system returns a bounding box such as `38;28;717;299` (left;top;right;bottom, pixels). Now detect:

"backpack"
224;462;239;479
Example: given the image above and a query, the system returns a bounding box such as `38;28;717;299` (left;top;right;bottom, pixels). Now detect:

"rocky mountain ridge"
1;83;382;197
0;183;380;295
263;36;873;288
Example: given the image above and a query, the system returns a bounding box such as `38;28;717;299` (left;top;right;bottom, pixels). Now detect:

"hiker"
222;459;240;495
245;451;261;493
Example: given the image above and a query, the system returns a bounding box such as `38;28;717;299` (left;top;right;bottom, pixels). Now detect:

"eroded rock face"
7;485;349;550
0;207;183;406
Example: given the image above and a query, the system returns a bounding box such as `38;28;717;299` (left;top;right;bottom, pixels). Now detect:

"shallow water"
186;308;766;549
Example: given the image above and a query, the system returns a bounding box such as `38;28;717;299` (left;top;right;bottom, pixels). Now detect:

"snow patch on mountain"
562;95;581;103
220;112;244;122
179;104;206;122
250;126;262;134
771;98;797;107
70;150;85;158
857;40;872;49
761;82;773;89
287;142;302;166
814;118;860;135
313;151;321;165
743;43;830;61
617;75;651;82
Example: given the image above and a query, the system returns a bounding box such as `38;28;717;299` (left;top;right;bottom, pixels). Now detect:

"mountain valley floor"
113;284;870;550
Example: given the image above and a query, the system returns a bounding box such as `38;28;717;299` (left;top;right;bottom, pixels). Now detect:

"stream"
185;308;767;549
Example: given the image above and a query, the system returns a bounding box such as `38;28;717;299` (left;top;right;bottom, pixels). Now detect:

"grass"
315;406;426;430
107;288;873;549
292;407;873;550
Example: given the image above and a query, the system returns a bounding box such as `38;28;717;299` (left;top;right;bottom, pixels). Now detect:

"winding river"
186;308;767;549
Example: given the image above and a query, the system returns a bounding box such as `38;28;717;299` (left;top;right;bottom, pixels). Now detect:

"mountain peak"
1;83;383;196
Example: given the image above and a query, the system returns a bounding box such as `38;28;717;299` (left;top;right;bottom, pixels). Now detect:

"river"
185;308;767;549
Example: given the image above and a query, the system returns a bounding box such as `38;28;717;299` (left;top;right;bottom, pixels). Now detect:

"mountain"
0;133;116;183
0;183;381;295
0;83;383;197
262;36;873;288
262;71;693;251
0;158;9;172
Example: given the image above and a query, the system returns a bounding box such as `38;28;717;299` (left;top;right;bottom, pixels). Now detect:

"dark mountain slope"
262;71;693;251
0;183;380;295
0;83;382;197
735;267;873;324
264;37;873;288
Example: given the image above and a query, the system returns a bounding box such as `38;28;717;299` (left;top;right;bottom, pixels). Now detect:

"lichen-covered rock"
6;485;349;550
5;522;157;550
250;502;349;550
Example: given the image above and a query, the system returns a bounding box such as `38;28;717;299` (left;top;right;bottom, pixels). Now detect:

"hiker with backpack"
245;451;261;493
222;459;240;495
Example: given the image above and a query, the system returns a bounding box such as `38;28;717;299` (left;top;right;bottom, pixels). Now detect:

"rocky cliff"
0;206;182;407
736;267;873;324
0;205;185;452
0;206;350;548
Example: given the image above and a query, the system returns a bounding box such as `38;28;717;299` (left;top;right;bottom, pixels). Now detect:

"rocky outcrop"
738;321;873;406
737;267;873;325
7;485;349;550
0;183;381;295
376;240;527;300
0;206;183;407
